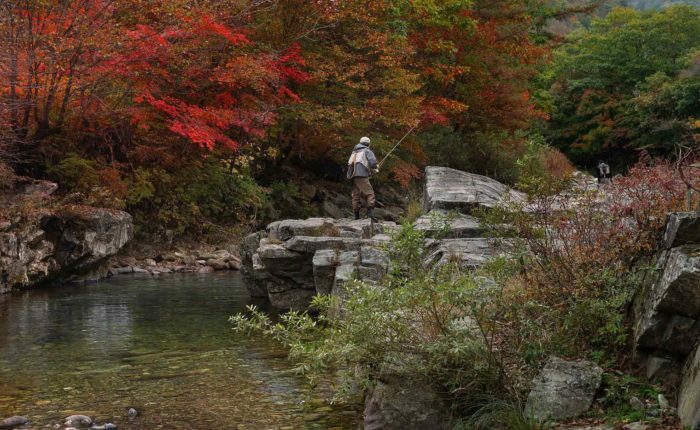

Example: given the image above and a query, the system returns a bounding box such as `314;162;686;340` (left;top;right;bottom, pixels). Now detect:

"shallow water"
0;272;358;429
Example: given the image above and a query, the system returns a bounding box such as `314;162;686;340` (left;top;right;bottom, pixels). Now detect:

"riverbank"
107;241;242;277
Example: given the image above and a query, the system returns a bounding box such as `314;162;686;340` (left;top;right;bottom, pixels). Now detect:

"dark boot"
367;207;377;221
354;209;360;220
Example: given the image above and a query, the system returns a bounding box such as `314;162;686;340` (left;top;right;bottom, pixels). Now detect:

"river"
0;272;357;429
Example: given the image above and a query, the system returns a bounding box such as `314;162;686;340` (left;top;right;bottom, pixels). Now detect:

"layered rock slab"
423;166;525;213
241;218;395;310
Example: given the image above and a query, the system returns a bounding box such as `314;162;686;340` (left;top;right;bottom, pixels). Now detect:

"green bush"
127;160;270;237
47;154;100;194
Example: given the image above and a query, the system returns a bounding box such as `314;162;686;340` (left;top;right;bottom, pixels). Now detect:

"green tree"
544;5;700;165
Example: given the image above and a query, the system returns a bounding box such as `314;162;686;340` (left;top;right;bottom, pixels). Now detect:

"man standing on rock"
347;136;378;220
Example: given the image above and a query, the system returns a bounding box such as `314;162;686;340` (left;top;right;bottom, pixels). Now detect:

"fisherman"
347;136;378;220
597;160;611;184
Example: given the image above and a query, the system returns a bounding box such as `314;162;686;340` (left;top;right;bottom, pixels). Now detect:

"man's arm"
367;149;378;169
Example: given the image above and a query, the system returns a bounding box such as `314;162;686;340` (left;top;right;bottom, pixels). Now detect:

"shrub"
0;162;15;189
127;160;270;237
47;154;127;209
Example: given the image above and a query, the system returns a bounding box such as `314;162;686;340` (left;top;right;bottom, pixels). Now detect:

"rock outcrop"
242;169;515;311
525;357;603;420
633;212;700;429
423;166;525;213
0;181;133;292
241;218;396;310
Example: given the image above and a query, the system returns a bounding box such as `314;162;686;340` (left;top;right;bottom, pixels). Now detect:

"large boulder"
363;375;448;430
423;166;524;213
525;357;603;420
1;205;133;292
634;246;700;355
48;206;133;275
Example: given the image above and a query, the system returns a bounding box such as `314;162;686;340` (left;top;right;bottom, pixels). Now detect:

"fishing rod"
377;124;417;168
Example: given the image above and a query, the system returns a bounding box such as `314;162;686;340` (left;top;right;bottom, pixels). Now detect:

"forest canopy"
542;4;700;165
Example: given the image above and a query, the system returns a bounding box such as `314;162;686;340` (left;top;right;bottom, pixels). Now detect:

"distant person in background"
597;160;611;184
347;136;378;220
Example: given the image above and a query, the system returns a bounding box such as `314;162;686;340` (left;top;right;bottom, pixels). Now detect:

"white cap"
360;136;371;145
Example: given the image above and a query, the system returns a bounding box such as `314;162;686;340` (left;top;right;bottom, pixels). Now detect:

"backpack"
347;149;369;178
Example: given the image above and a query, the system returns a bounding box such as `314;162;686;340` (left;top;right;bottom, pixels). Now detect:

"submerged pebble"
89;423;117;430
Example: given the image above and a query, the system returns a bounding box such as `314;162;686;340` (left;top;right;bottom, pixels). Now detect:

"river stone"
664;212;700;249
65;414;93;427
525;357;603;420
12;177;58;197
50;207;133;274
267;218;338;241
0;416;29;428
268;287;317;311
636;310;700;355
322;200;346;219
240;231;267;296
422;166;524;213
206;259;228;270
644;353;681;381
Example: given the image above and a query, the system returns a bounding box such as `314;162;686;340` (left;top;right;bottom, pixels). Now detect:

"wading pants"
352;177;375;211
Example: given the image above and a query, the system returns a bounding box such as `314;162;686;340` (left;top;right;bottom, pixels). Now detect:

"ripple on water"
0;272;359;429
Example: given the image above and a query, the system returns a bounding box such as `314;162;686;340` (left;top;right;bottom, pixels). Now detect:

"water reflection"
0;272;357;429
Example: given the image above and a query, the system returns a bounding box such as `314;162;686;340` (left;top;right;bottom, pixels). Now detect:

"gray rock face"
664;212;700;249
423;166;524;213
240;231;267;297
525;357;603;420
679;343;700;428
363;376;448;430
49;207;133;276
425;238;505;269
632;212;700;430
413;211;483;238
1;206;133;293
241;218;395;310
